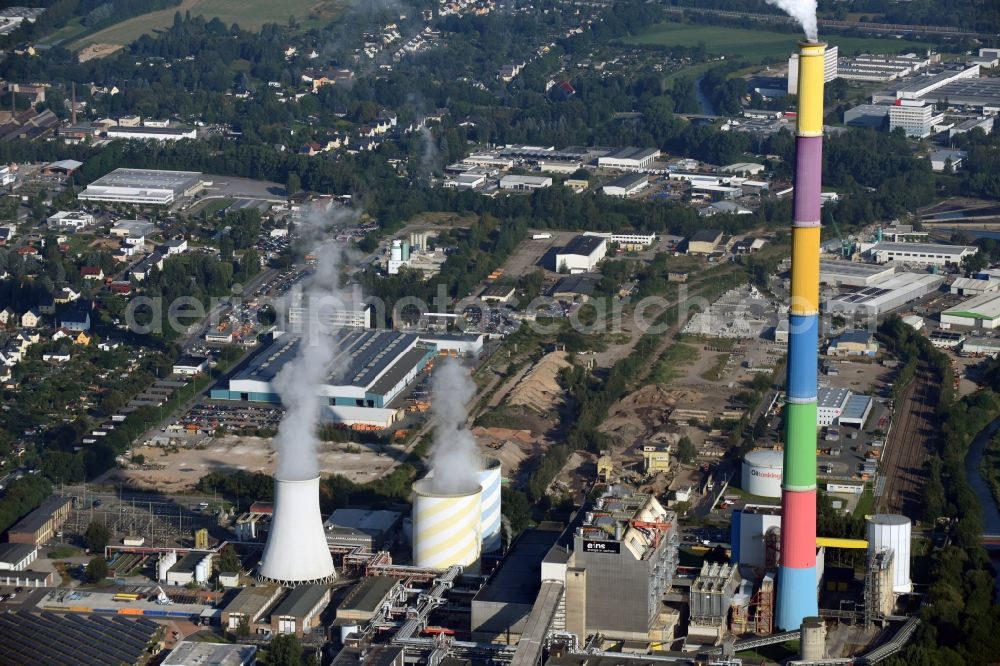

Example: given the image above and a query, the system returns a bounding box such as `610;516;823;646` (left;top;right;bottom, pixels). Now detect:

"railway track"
878;364;938;516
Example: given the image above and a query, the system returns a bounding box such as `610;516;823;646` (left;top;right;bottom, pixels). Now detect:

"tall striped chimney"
776;40;826;631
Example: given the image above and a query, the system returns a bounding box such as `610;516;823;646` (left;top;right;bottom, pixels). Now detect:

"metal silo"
866;514;911;593
412;478;482;569
478;457;503;553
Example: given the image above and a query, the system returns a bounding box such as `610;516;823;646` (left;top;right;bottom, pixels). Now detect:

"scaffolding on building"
865;547;894;628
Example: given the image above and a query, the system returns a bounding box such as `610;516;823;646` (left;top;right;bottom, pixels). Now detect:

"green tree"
219;544;240;573
501;488;532;538
85;556;108;583
267;634;303;666
677;436;697;464
286;172;301;196
84;521;110;552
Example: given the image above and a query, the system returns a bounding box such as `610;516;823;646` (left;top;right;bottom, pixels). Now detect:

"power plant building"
689;562;741;643
540;489;679;643
6;496;73;547
324;508;402;552
270;584;331;637
731;505;782;569
221;585;284;631
471;526;564;641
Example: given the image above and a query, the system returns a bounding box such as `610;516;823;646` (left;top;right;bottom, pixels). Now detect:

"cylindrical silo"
258;476;337;586
195;554;211;583
800;616;826;661
390;239;403;262
157;550;177;582
866;514;911;593
478;457;502;553
412;478;482;569
401;240;411;261
742;449;783;498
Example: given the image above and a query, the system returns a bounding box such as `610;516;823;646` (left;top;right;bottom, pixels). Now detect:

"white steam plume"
271;205;358;480
428;359;481;494
766;0;818;41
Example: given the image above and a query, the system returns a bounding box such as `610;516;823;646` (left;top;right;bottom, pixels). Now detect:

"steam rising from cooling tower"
428;359;481;494
271;206;358;480
259;204;359;586
766;0;818;41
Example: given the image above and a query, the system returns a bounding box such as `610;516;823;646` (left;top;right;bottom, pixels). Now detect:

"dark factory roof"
0;543;36;564
474;527;563;606
271;584;329;618
559;235;606;257
234;330;421;391
8;496;72;535
338;576;398;615
0;611;161;666
168;551;206;575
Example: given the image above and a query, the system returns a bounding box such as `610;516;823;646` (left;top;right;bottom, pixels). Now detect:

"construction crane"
828;218;853;260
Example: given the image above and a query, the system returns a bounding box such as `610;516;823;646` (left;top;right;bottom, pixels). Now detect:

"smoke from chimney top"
765;0;818;41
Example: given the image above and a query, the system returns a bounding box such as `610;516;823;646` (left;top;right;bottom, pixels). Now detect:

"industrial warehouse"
210;329;451;426
77;168;205;205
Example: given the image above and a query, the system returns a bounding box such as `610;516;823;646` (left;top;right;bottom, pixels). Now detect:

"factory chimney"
257;476;336;586
70;81;76;125
776;40;826;631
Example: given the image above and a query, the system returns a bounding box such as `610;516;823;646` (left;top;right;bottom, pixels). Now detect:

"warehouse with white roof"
78;168;205;205
825;273;944;318
863;241;977;267
941;293;1000;329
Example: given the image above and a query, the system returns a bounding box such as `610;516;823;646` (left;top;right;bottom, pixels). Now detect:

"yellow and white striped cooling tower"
478;457;502;553
412;478;482;569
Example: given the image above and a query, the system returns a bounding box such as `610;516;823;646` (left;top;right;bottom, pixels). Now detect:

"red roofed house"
80;266;104;280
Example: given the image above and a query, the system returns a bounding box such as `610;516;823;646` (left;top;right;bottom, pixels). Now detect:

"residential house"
80;266;104;281
54;287;81;305
131;251;165;281
0;227;15;245
20;309;40;328
159;239;187;256
37;294;55;315
60;309;90;332
0;307;14;325
52;328;91;346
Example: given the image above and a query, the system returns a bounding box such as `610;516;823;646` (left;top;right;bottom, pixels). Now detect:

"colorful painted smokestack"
776;40;826;631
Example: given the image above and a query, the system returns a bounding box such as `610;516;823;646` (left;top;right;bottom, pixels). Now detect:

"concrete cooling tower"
478;457;502;553
258;476;337;586
412;478;482;570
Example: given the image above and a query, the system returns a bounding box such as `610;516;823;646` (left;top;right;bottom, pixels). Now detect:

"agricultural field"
73;0;340;49
626;22;928;61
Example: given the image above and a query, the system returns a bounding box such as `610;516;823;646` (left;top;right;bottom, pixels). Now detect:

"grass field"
73;0;340;48
626;22;927;61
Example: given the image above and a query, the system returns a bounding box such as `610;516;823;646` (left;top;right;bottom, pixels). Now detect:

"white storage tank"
157;550;177;582
866;514;911;593
412;478;482;570
742;449;783;498
195;554;212;584
478;457;503;553
390;239;403;262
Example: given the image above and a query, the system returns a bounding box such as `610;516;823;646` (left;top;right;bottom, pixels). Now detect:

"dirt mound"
78;43;123;62
508;352;570;413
